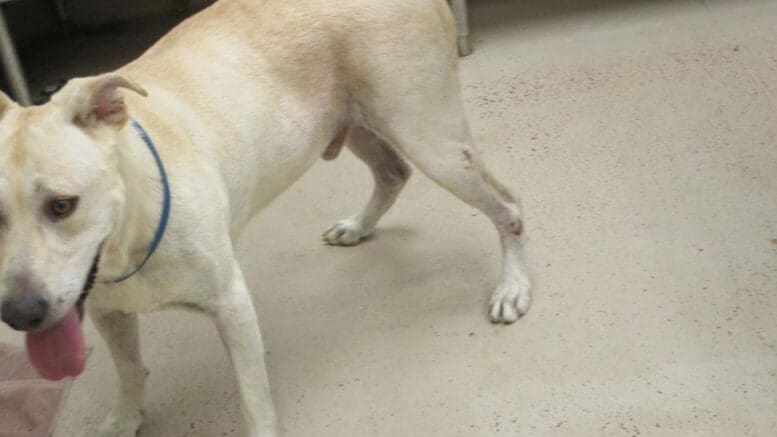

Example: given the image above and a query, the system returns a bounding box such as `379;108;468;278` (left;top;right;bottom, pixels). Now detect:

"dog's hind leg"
364;82;530;323
322;126;412;246
90;307;148;437
208;261;278;437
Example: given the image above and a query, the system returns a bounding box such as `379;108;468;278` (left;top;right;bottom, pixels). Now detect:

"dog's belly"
220;107;341;236
227;139;327;236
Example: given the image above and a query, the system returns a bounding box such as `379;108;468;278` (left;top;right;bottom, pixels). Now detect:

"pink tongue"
25;307;86;381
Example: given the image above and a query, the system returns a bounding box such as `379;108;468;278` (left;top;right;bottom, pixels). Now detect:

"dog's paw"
322;218;371;246
489;278;531;324
95;409;142;437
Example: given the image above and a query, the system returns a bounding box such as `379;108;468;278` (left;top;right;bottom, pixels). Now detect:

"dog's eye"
47;197;79;220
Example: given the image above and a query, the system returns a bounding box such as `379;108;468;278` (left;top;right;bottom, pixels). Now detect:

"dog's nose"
1;296;49;331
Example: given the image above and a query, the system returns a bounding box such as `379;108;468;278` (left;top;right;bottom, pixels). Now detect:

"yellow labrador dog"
0;0;530;435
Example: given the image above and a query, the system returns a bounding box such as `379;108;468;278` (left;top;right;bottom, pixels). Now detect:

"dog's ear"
53;74;147;129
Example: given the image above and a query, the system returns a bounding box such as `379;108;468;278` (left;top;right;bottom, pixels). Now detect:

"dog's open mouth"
25;253;99;381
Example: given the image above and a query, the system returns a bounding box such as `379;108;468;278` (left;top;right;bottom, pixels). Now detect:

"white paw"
96;410;142;437
489;279;531;324
322;218;371;246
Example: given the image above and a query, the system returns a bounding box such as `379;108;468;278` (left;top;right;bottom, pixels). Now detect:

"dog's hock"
54;74;147;129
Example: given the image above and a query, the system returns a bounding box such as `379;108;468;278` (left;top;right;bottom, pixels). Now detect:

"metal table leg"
0;6;31;105
451;0;472;56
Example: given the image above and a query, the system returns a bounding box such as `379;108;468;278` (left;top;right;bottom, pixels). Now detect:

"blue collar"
114;119;172;283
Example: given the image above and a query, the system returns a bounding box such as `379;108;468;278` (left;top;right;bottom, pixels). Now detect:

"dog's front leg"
209;262;278;437
89;306;148;437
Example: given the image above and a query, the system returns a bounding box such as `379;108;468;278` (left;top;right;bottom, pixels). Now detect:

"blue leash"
114;119;172;283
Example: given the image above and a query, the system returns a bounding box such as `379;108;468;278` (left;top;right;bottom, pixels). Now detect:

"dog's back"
125;0;457;100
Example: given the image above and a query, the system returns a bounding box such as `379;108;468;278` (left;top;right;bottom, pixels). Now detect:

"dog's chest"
89;282;162;313
88;265;217;313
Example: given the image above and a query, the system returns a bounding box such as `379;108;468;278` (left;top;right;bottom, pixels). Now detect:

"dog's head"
0;74;146;332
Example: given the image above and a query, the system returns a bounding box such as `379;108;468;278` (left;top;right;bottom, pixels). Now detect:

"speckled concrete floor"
1;0;776;435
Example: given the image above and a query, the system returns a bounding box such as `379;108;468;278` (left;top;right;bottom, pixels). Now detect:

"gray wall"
4;0;213;43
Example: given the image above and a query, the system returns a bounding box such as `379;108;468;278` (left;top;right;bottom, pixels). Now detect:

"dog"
0;0;530;435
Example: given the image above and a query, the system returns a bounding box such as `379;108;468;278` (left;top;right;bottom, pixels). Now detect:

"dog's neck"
99;122;166;283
